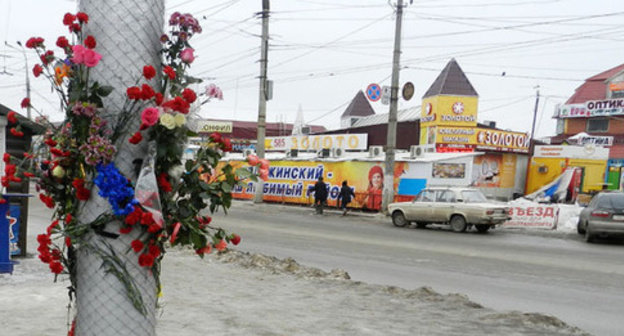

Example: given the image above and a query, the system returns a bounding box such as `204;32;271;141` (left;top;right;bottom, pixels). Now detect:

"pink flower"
71;45;102;67
82;49;102;67
71;45;85;64
141;107;160;126
180;48;195;64
205;83;223;100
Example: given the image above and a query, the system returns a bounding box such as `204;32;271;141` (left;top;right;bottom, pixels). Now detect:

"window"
460;190;488;203
586;118;609;133
556;119;565;135
416;190;436;202
437;190;456;203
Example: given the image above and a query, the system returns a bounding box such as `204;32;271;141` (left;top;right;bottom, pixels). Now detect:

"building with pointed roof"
340;90;376;129
422;58;478;98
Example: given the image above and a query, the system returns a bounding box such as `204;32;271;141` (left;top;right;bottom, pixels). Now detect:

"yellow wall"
421;95;478;128
526;158;567;194
526;157;607;194
569;159;607;192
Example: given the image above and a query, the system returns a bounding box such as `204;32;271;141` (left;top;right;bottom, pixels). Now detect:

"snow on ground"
0;194;591;335
2;248;591;336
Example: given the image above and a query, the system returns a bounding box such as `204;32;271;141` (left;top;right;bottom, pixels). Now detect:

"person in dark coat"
338;180;355;215
313;177;328;214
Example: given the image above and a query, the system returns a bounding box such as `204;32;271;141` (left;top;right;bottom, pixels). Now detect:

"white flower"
168;164;185;180
174;113;186;127
160;113;176;130
52;166;65;178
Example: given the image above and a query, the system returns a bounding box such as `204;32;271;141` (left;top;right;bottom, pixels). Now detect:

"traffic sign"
381;86;390;105
366;83;381;102
402;82;414;100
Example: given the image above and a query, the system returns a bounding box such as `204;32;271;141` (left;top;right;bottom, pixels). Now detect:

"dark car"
577;192;624;243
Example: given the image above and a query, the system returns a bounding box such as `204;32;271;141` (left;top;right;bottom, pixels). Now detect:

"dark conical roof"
341;90;376;117
423;59;478;98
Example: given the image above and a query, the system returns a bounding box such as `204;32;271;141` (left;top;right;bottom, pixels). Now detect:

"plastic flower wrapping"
4;11;265;313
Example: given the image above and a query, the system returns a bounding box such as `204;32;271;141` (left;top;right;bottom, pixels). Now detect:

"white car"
388;187;510;233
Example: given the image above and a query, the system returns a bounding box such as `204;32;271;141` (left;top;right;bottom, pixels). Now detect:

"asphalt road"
212;201;624;336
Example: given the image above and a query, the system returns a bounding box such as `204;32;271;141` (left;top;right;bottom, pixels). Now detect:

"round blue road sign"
366;83;381;102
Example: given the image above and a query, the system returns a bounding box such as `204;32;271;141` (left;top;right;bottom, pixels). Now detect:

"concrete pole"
254;0;270;203
381;0;404;214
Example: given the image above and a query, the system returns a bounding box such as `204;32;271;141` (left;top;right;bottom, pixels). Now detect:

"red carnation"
157;172;172;192
210;132;222;143
182;88;197;103
143;65;156;80
23;172;35;178
131;239;144;253
138;253;155;268
126;86;142;100
163;65;176;80
140;84;155;100
3;153;10;164
147;223;161;233
141;212;154;226
148;245;161;258
84;35;96;49
7;110;17;124
44;138;57;147
56;36;69;49
20;98;30;108
70;23;81;33
215;239;227;252
119;226;133;234
10;128;24;137
128;131;143;144
154;92;163;106
76;12;89;24
25;37;44;49
63;13;75;26
40;50;54;65
76;187;91;201
222;138;232;152
162;96;190;114
230;234;241;245
32;64;43;77
49;261;64;274
65;213;73;224
65;236;72;248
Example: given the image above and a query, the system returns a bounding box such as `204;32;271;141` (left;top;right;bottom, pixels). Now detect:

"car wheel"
415;222;427;229
392;211;408;227
450;215;467;233
475;224;490;233
577;220;586;234
584;225;595;243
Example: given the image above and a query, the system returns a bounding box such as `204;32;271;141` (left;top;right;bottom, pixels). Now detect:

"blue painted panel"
398;178;427;196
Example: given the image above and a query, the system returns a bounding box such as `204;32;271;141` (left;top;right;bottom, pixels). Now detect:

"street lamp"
4;41;31;120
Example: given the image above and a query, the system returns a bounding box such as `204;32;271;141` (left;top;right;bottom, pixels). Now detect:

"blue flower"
95;163;137;216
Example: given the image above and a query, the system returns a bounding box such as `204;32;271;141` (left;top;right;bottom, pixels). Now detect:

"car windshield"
460;190;487;203
604;194;624;209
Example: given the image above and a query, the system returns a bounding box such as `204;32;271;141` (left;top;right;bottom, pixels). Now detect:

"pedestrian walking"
313;176;328;214
338;180;355;216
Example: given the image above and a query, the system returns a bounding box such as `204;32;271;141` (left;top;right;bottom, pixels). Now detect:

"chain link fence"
75;1;164;335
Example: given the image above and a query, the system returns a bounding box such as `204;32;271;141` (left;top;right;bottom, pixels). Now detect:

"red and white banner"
503;204;559;229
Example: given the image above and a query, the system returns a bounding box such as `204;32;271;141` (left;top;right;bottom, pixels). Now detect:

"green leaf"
221;182;231;193
98;85;114;97
235;168;252;179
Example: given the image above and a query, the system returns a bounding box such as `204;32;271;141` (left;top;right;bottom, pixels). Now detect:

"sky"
0;0;623;139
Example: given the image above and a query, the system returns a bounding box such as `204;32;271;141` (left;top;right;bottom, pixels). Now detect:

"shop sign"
502;205;559;229
576;135;613;146
196;120;233;133
609;82;624;92
534;145;609;160
435;127;529;153
557;99;624;118
421;96;478;127
556;104;589;118
265;133;367;151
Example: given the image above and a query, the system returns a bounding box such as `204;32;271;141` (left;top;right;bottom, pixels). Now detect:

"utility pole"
381;0;405;214
254;0;270;203
6;42;31;120
523;86;540;195
530;86;540;147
